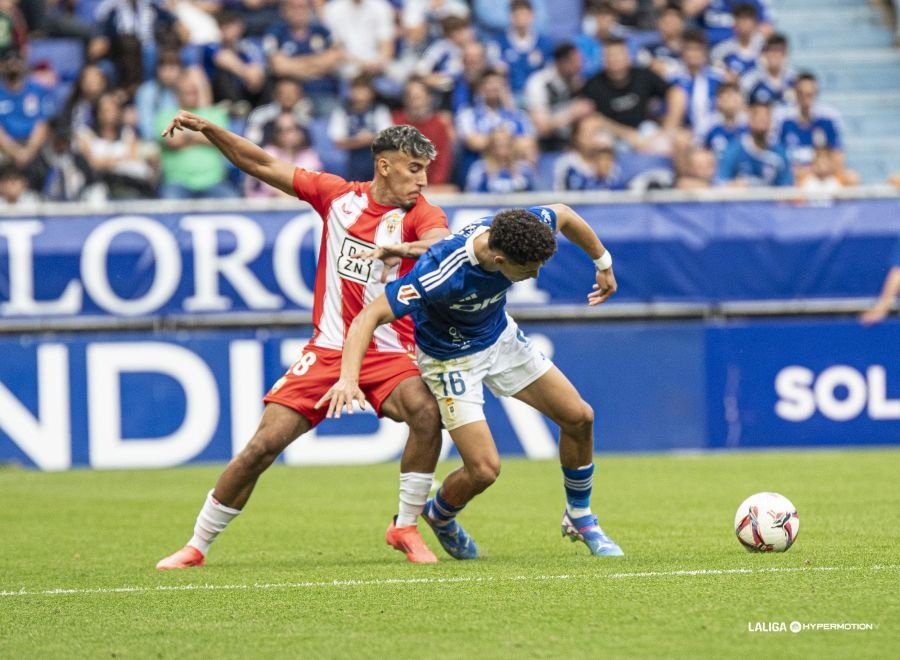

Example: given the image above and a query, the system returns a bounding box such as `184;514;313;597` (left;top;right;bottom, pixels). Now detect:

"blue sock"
427;488;464;527
562;464;594;518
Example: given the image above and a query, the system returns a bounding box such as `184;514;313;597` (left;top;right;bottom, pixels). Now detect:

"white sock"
396;472;434;527
187;490;242;555
567;505;593;519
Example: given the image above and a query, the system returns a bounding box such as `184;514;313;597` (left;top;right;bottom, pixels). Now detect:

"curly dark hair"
488;209;557;265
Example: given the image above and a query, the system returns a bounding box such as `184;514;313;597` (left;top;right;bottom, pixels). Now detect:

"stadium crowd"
0;0;866;205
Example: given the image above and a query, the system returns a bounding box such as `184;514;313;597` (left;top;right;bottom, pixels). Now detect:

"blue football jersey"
385;206;557;359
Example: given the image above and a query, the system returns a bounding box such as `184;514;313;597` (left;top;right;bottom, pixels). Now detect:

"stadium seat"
28;38;84;84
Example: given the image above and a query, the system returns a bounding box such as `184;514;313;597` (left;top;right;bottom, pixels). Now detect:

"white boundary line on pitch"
2;564;898;598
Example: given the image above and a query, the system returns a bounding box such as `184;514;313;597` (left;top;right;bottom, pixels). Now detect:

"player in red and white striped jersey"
155;117;450;568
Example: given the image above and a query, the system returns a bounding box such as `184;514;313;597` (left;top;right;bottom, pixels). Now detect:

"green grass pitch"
2;449;898;658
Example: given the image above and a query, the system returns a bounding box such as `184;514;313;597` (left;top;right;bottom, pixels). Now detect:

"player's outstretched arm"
353;227;451;282
315;294;398;418
162;110;297;196
546;203;617;306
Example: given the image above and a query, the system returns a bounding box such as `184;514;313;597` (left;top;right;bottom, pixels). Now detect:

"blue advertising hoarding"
1;319;897;470
2;198;899;321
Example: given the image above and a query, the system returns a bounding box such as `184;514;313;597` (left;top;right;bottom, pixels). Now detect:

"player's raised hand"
161;110;208;139
588;267;617;306
352;246;403;283
314;379;367;419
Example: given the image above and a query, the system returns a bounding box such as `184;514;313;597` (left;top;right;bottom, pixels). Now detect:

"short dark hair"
716;81;740;95
371;125;437;161
683;28;708;48
553;42;578;62
732;2;759;19
510;0;533;11
796;71;817;85
488;209;557;265
603;36;628;49
586;0;616;15
660;1;683;16
764;33;788;50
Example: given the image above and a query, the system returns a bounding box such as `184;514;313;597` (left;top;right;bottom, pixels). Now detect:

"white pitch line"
1;565;897;598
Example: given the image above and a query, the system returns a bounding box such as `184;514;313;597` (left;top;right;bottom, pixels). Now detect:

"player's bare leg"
422;421;498;560
513;367;623;556
379;376;442;563
156;403;310;570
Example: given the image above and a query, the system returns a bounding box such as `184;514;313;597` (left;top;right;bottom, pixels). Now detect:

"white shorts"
416;317;554;431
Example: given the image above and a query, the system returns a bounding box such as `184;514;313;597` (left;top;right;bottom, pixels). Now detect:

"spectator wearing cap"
486;0;553;99
575;0;635;78
327;73;393;182
718;100;792;187
264;0;342;116
553;115;628;191
524;42;594;153
246;111;322;198
391;77;455;187
637;2;686;82
202;9;266;109
455;69;537;182
775;72;856;183
464;126;535;193
685;0;774;47
701;82;747;159
710;2;766;84
0;50;52;190
675;30;726;137
580;37;686;152
740;33;796;106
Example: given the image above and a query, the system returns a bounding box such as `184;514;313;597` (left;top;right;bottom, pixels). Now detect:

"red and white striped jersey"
292;168;448;353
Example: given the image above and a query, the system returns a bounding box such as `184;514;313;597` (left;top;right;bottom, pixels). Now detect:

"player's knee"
556;400;595;436
408;396;442;437
468;459;501;491
238;434;283;474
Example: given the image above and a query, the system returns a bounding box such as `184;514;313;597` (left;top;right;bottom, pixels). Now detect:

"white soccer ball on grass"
734;492;799;552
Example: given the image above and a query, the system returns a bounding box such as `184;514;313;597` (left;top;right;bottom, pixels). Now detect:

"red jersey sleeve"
291;168;351;219
408;198;449;239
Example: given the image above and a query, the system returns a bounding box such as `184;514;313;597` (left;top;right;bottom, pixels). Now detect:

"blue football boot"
561;511;624;556
423;498;480;560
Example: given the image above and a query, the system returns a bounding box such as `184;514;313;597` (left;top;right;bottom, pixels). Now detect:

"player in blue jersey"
317;205;624;558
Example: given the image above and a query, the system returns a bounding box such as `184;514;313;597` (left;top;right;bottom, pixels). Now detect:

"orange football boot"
385;518;438;564
155;545;206;570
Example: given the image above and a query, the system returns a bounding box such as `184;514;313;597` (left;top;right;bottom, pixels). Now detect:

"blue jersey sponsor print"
385;207;557;359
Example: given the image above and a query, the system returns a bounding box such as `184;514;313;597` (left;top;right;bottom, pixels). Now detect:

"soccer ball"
734;492;799;552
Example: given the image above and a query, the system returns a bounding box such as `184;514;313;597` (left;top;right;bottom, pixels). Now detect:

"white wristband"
593;251;613;271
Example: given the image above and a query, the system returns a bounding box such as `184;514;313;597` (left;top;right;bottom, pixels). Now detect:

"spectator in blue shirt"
486;0;553;99
327;73;393;181
675;29;726;137
464;126;536;193
575;0;636;78
263;0;342;116
553;115;628;191
0;51;52;189
718;100;792;187
416;15;478;100
776;72;853;181
740;33;795;106
456;69;537;180
203;10;266;109
637;2;686;82
710;2;765;84
472;0;549;39
686;0;774;47
449;41;493;113
702;82;747;159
